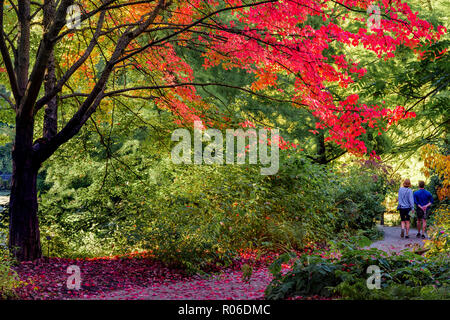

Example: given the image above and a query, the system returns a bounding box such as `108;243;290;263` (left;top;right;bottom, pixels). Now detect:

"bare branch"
35;9;106;113
17;0;74;118
0;0;20;103
103;82;307;107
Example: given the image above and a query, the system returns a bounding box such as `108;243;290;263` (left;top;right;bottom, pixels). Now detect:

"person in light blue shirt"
397;179;415;238
414;180;434;239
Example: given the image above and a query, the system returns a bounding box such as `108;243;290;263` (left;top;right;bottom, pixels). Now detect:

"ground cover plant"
265;236;450;300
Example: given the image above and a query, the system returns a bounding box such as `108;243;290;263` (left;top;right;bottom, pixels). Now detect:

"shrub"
265;241;449;300
424;204;450;257
37;127;395;272
0;246;21;299
334;158;398;231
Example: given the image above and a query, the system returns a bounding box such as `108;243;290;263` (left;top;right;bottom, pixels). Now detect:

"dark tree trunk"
9;115;42;261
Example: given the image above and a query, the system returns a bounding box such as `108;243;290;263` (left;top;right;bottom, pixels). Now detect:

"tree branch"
0;0;20;103
17;0;74;118
16;0;31;100
36;0;169;162
34;9;106;113
42;0;58;140
114;0;278;64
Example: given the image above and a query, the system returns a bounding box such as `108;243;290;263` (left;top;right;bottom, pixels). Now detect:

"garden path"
83;226;425;300
367;225;426;254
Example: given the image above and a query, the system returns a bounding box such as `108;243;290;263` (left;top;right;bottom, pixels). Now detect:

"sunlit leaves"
421;144;450;200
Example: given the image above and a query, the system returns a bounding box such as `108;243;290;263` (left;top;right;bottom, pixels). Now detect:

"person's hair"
419;180;425;188
403;179;411;188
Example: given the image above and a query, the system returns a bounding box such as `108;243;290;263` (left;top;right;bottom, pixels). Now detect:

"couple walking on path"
397;179;433;239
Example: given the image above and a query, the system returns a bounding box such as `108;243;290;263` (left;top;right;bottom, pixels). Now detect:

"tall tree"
0;0;443;260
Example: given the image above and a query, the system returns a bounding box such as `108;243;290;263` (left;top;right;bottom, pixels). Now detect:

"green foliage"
267;252;340;299
0;246;20;299
333;159;398;231
0;142;12;174
265;241;450;300
425;204;450;257
32;101;396;272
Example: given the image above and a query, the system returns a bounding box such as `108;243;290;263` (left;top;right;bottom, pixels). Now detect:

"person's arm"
414;192;422;210
424;192;434;210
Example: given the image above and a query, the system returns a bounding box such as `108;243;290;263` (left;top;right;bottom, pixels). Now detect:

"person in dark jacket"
414;180;434;239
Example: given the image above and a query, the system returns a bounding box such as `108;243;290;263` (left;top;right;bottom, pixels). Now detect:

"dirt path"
84;226;425;300
84;268;271;300
367;225;426;254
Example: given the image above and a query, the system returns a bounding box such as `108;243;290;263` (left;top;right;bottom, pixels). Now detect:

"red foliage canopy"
145;0;443;154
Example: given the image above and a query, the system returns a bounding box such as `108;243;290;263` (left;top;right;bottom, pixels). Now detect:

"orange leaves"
116;2;159;25
421;144;450;200
251;69;277;91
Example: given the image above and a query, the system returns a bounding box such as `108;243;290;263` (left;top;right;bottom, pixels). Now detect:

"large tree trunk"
9;115;42;261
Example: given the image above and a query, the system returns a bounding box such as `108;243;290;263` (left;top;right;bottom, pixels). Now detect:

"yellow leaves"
424;204;449;256
90;98;115;124
421;144;450;200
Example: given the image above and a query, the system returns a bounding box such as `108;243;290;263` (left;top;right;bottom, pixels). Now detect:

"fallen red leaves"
10;246;327;300
12;256;187;300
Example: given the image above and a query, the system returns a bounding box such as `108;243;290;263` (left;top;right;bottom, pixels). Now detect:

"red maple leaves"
111;0;443;155
190;0;442;154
